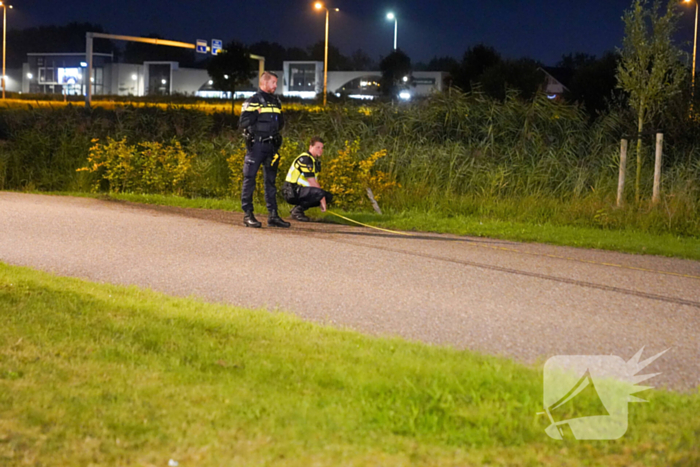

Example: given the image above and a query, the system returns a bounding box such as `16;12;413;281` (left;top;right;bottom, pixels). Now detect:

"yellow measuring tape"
326;211;413;236
324;211;700;280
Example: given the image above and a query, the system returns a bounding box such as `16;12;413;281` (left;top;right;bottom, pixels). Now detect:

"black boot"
267;209;291;228
290;206;310;222
243;211;262;228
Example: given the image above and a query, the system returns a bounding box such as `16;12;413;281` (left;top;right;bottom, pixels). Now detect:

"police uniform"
238;90;287;226
282;152;333;221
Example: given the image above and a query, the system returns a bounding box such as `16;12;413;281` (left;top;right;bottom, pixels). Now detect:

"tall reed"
0;92;697;236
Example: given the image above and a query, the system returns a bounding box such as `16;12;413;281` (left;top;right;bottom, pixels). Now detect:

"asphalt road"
1;192;698;390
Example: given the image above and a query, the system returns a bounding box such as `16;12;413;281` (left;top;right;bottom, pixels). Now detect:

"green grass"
34;191;700;261
1;263;699;466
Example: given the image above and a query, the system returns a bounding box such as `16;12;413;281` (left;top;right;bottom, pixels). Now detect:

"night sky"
10;1;700;66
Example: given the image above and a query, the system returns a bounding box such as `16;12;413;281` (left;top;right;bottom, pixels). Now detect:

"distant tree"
558;52;598;71
560;51;622;116
307;41;351;70
348;49;376;71
6;22;117;68
286;47;310;62
425;56;459;72
450;44;542;100
379;49;412;97
616;0;687;203
479;58;542;100
249;41;288;70
207;41;255;113
122;33;195;66
452;44;502;91
413;61;428;71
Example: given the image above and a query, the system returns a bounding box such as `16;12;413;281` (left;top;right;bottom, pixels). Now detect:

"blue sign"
212;39;223;56
196;39;208;54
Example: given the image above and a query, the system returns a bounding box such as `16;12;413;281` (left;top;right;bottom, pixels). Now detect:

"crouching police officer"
238;71;290;228
282;136;333;222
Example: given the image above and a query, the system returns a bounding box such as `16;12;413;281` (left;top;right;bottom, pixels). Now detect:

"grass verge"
1;263;699;466
33;192;700;261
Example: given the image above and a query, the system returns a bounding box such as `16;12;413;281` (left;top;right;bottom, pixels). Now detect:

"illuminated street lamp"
314;2;339;106
0;2;13;99
685;0;698;106
387;12;398;50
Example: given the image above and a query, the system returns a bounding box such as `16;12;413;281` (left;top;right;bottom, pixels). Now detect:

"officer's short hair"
260;71;278;82
310;136;324;147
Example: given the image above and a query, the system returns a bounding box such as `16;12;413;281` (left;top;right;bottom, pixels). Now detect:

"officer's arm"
238;99;260;130
307;177;321;189
307;178;327;212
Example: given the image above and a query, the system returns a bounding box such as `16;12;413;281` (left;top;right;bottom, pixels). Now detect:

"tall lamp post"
387;12;398;50
0;2;13;99
314;2;338;106
685;0;698;108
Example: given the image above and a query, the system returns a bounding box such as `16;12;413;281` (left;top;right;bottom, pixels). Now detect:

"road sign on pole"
196;39;207;54
212;39;223;56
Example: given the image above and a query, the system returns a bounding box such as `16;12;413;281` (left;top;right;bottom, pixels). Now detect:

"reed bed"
0;90;697;236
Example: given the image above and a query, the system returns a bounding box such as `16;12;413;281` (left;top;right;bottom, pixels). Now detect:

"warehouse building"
14;53;447;101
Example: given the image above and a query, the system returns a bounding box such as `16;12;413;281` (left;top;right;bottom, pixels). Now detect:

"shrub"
323;140;398;209
79;138;195;195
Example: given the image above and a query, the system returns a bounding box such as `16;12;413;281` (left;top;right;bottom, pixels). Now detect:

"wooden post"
652;133;663;204
617;139;628;208
366;187;382;215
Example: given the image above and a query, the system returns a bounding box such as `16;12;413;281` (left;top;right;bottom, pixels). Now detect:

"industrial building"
5;52;447;101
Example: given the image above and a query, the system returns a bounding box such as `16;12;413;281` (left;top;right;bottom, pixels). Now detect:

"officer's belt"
250;135;279;144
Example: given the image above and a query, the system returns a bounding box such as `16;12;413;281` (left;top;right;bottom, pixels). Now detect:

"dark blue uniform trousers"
282;182;334;210
241;142;279;213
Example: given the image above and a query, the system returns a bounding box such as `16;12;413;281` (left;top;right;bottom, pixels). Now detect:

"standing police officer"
239;71;290;228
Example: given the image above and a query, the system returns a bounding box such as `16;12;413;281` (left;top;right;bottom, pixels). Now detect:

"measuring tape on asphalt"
326;211;414;236
323;211;700;280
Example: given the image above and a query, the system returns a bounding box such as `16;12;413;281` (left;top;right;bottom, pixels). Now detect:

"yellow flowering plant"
224;138;397;211
323;139;399;210
78;137;195;195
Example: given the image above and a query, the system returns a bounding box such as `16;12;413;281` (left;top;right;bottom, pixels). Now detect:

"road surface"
1;192;698;390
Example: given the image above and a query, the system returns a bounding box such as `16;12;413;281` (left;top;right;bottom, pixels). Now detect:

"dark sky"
10;1;700;66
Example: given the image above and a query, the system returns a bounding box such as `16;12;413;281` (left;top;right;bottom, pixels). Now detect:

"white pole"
652;133;663;204
617;139;628;207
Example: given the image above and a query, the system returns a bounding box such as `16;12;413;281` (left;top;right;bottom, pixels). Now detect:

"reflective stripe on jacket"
285;152;319;187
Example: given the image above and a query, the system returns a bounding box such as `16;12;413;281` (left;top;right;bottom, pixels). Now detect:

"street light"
314;2;339;106
685;0;698;107
0;2;13;99
387;12;398;50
